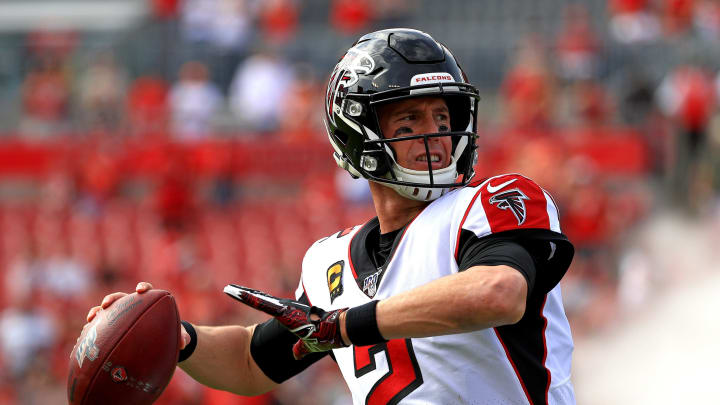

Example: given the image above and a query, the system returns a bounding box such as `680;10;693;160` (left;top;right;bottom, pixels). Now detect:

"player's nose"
417;114;444;139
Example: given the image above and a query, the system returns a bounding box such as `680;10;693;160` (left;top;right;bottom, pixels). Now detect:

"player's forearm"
178;324;277;396
370;266;527;340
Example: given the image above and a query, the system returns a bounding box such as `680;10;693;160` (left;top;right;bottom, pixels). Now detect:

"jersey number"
353;339;423;405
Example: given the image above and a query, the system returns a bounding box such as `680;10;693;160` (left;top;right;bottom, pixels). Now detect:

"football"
67;290;181;405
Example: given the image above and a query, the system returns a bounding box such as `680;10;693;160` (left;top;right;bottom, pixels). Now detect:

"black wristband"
345;300;387;346
178;321;197;363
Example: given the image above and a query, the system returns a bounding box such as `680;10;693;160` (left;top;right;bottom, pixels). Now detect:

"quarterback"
88;29;576;404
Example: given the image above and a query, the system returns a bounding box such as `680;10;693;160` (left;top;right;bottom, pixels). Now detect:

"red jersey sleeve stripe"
540;295;552;404
454;186;485;262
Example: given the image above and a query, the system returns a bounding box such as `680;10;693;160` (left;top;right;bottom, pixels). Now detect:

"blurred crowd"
1;0;720;404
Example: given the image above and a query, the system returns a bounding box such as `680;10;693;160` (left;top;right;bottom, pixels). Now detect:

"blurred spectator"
76;51;128;134
42;243;93;300
25;29;77;61
19;54;71;138
169;61;223;141
181;0;251;48
0;291;56;379
663;0;696;35
609;0;661;43
501;35;556;130
657;64;716;211
570;79;614;128
617;66;657;125
229;51;293;133
258;0;299;45
371;0;413;28
181;0;223;43
693;0;720;40
154;156;197;234
180;0;253;90
127;76;169;137
330;0;374;35
72;140;123;212
560;160;613;249
5;243;44;308
555;4;601;82
278;63;324;138
152;0;181;19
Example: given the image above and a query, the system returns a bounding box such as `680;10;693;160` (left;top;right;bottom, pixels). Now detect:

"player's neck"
369;182;427;234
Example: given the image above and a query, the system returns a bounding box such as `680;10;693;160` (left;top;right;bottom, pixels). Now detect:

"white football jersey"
295;174;576;405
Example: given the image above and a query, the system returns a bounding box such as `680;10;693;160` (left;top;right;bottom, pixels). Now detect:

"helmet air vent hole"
412;188;420;197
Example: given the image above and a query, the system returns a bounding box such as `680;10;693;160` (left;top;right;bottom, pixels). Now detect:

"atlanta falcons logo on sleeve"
488;188;529;225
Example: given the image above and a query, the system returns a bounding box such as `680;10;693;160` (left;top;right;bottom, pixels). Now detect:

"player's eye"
438;125;449;132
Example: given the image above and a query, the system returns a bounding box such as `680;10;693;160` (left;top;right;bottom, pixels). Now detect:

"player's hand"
85;282;191;350
224;284;348;359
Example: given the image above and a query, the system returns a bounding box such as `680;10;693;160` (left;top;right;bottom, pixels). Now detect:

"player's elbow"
480;271;527;325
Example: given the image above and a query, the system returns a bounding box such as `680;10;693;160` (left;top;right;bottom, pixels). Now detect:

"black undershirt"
368;227;403;270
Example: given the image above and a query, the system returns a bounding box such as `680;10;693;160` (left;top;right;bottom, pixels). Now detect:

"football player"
88;28;576;404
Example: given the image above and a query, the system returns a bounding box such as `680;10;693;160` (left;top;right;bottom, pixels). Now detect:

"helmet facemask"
349;84;479;201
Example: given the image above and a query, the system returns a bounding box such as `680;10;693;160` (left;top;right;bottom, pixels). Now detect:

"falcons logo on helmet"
488;188;529;225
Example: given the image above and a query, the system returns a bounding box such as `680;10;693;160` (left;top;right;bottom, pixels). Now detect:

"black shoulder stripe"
494;293;552;405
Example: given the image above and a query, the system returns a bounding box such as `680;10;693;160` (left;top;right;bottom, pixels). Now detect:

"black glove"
224;284;348;359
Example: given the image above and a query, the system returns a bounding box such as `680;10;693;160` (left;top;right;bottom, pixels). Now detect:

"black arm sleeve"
249;293;329;383
457;229;537;296
457;228;575;296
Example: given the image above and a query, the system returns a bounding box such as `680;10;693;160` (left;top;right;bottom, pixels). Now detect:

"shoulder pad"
460;173;561;236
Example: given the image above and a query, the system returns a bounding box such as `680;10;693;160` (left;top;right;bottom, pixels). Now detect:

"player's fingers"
136;282;154;293
86;306;102;322
100;292;128;309
292;340;311;360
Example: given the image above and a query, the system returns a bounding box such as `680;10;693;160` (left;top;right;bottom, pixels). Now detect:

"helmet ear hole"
444;95;472;132
455;144;477;177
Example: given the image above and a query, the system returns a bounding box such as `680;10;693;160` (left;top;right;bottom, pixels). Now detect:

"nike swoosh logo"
486;178;518;193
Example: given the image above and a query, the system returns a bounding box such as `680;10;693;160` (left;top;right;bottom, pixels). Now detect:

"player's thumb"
292;340;311;360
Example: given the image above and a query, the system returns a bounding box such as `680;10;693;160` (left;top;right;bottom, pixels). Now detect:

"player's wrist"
178;321;197;362
339;311;350;346
345;300;387;346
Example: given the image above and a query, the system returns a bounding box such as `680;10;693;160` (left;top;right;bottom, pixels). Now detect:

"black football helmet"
324;28;480;201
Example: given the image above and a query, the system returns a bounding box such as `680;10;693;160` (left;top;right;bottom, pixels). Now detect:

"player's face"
377;96;452;171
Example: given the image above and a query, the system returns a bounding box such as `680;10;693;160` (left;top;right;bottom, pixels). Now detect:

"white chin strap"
385;157;458;201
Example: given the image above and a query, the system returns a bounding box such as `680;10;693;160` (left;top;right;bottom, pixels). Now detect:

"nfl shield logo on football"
362;272;380;298
111;366;128;383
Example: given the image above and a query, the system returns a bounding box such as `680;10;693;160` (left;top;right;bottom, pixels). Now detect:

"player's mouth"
415;152;446;170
